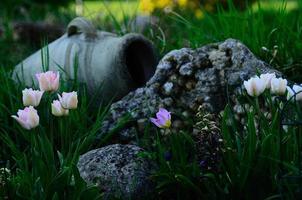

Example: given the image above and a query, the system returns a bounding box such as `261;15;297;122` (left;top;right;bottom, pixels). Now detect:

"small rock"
77;144;155;199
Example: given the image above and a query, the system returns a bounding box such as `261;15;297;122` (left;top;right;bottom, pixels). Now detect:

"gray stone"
77;144;154;199
163;82;173;95
179;62;193;76
98;38;282;142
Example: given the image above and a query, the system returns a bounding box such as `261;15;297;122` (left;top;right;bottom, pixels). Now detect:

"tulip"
51;100;69;117
243;76;266;97
36;71;60;92
287;85;302;101
260;73;276;89
22;88;44;107
270;77;287;95
58;92;78;109
11;106;39;130
150;108;171;129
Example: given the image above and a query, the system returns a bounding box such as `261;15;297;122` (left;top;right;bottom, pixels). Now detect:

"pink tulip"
58;92;78;109
22;88;44;107
150;108;171;129
36;71;60;92
51;100;69;117
11;106;39;130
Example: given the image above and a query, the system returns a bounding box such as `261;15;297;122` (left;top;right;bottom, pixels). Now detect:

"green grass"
252;0;298;11
145;0;302;81
67;0;141;21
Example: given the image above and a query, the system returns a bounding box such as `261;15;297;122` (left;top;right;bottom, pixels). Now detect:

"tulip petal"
12;115;31;130
150;117;162;128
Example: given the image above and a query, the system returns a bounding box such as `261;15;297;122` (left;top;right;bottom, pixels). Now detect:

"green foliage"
218;91;302;199
147;0;302;81
141;88;302;199
0;0;72;18
0;62;111;199
149;131;204;199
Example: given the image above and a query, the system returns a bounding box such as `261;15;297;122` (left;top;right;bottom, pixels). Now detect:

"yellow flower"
178;0;188;7
156;0;171;9
140;0;155;14
195;9;204;19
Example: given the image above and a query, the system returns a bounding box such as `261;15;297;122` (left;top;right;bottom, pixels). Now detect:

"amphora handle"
67;17;97;39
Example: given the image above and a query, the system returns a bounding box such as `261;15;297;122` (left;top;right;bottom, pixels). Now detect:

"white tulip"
22;88;44;107
270;77;287;95
51;100;69;117
260;73;276;89
287;85;302;101
58;92;78;109
243;76;266;97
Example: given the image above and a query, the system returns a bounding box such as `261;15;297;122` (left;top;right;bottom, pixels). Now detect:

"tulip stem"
59;119;63;151
64;117;69;153
48;93;54;145
255;98;260;115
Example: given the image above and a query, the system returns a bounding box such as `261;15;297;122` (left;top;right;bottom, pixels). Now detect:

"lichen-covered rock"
98;38;282;142
77;144;154;199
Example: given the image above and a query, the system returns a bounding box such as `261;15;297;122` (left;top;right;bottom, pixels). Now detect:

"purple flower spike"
150;108;171;129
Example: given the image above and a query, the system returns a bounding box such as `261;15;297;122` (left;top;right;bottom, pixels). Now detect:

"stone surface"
98;38;282;142
77;144;154;199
